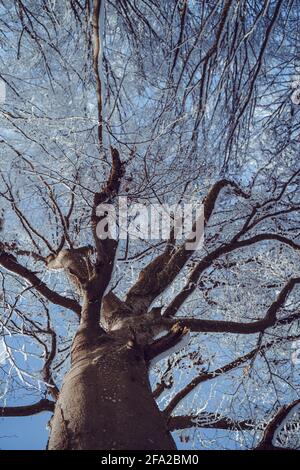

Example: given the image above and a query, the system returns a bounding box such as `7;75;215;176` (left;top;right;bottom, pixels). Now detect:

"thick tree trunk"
48;325;176;450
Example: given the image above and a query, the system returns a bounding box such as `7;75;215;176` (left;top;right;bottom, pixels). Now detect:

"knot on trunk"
46;246;94;294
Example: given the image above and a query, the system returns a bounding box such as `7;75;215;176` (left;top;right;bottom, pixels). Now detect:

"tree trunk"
48;325;176;450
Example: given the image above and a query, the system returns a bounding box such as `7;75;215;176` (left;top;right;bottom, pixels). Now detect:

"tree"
0;0;300;450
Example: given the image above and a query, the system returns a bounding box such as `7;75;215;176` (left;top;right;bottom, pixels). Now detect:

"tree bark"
48;326;176;450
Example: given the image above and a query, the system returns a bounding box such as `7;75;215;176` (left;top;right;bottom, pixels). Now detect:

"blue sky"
0;413;50;450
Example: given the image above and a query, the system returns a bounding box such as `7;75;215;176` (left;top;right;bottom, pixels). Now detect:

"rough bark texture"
48;324;176;450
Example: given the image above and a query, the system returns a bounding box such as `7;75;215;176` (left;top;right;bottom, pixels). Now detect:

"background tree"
0;0;300;450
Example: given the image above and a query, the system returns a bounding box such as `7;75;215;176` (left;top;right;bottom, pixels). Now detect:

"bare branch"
164;334;300;416
256;399;300;450
126;179;249;314
0;250;81;317
164;234;300;317
168;278;300;336
0;399;55;417
91;0;104;147
168;412;254;432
